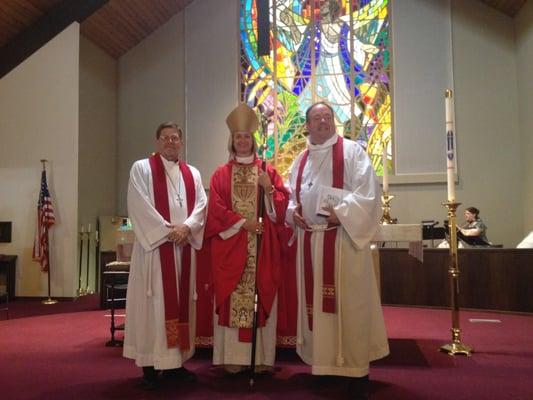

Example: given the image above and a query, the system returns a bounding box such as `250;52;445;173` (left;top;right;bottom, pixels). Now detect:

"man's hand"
323;205;341;226
167;224;191;245
242;218;264;235
258;171;273;194
293;205;309;230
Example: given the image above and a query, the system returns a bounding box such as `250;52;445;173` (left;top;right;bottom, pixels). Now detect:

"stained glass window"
240;0;391;177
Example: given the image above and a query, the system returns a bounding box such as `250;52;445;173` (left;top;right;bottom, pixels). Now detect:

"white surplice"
287;135;389;377
123;155;207;370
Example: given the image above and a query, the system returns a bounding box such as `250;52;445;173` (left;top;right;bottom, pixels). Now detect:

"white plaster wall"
185;0;239;187
117;12;185;215
382;0;523;247
387;1;522;247
515;0;533;238
392;0;453;176
79;36;118;291
449;0;521;246
0;24;80;297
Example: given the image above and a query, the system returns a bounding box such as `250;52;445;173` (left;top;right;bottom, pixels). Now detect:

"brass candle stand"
380;192;396;225
440;201;473;356
78;230;87;296
85;230;94;295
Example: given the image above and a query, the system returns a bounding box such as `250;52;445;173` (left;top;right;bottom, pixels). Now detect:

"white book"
316;185;349;217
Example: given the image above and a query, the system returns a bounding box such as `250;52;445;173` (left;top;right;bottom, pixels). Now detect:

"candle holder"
85;230;94;295
440;200;472;356
380;192;396;225
78;230;87;297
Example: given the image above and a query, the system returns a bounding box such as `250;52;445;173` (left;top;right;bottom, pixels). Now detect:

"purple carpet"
1;301;532;399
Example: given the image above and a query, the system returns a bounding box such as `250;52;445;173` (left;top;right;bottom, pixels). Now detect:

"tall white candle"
88;223;91;233
382;144;389;193
445;89;456;202
81;225;85;233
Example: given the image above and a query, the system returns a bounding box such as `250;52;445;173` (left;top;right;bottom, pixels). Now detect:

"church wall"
0;24;80;297
515;0;533;237
185;0;239;187
116;12;185;215
114;0;524;247
78;36;118;292
449;0;521;247
391;0;453;177
392;0;522;247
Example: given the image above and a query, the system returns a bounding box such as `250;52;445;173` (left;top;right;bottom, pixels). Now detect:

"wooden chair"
103;262;130;346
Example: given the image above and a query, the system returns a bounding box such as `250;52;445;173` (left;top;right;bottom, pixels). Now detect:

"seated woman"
459;207;490;245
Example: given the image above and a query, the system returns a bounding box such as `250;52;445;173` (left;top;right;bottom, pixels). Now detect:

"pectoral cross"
307;181;313;189
177;193;183;208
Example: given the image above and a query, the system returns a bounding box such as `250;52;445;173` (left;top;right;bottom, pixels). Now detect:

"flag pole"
40;159;57;305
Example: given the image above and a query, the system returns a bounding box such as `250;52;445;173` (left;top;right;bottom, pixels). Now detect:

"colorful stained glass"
240;0;391;177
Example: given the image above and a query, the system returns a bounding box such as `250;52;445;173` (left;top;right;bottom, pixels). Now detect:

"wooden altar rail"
379;248;533;313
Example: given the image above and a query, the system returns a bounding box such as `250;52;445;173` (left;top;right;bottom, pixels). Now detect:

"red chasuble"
205;159;289;342
148;154;195;351
275;224;298;347
295;136;344;330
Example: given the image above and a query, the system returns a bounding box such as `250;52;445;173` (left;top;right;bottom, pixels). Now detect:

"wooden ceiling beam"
0;0;108;79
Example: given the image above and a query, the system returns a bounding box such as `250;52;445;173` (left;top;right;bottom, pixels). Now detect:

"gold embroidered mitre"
226;104;259;134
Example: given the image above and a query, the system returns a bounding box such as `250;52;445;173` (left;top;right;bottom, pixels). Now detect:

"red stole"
295;136;344;330
148;154;196;351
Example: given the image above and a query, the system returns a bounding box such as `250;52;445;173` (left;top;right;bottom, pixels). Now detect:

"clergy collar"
159;154;179;168
234;154;255;164
307;133;338;151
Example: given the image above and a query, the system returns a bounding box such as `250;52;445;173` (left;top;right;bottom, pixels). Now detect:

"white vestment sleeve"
219;219;246;240
334;143;381;249
127;160;172;252
183;167;207;250
217;181;278;241
263;192;277;221
217;194;277;240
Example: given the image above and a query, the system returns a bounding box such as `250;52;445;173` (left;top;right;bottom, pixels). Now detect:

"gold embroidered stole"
229;164;258;328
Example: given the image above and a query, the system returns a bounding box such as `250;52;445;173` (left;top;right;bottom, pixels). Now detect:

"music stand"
422;220;446;247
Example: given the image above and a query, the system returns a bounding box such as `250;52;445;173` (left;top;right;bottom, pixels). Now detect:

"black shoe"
349;375;369;400
311;374;335;389
140;366;159;390
162;367;197;383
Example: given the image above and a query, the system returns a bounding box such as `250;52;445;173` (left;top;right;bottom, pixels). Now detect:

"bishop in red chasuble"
204;104;289;373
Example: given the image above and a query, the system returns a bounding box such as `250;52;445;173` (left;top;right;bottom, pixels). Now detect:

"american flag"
32;170;55;272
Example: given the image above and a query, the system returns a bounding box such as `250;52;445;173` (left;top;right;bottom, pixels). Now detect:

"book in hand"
316;185;349;217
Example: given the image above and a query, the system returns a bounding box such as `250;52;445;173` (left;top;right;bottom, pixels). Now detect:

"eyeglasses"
311;114;333;122
159;135;181;143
